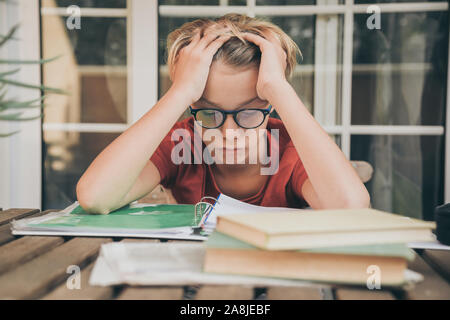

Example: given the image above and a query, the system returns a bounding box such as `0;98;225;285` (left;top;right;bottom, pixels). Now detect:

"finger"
196;25;229;50
264;30;282;47
186;29;201;49
263;31;286;57
204;34;232;56
241;32;270;50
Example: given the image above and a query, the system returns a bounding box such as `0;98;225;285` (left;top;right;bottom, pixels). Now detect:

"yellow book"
204;232;416;286
215;208;436;250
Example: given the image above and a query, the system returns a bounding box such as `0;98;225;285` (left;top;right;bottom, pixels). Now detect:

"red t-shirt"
150;116;310;208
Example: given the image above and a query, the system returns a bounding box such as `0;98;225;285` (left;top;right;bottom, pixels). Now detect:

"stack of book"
203;208;436;286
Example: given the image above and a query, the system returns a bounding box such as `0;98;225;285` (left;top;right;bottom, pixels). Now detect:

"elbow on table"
76;180;111;215
341;189;371;209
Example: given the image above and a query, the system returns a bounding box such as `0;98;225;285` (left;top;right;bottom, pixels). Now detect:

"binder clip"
192;196;220;235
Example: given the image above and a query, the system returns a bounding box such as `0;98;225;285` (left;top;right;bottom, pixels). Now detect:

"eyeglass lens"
195;109;266;129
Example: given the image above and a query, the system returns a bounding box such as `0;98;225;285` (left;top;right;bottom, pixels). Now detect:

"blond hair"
166;13;302;81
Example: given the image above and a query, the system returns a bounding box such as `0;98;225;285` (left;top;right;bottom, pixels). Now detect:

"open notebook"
10;194;276;240
11;201;207;240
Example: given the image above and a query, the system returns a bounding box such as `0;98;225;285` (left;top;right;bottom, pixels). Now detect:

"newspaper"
89;241;423;288
89;241;328;288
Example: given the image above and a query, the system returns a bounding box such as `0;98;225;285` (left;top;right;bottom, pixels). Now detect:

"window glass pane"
256;0;315;4
159;0;220;5
262;16;317;115
43;132;120;210
352;11;448;125
256;0;345;4
42;16;127;123
354;0;442;3
42;0;126;8
331;134;341;148
228;0;247;5
159;16;216;99
351;135;444;220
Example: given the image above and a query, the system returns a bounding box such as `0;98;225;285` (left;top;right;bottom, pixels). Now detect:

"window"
41;0;129;209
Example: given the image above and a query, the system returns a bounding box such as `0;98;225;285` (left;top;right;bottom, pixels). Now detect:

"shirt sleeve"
149;129;179;189
289;158;310;203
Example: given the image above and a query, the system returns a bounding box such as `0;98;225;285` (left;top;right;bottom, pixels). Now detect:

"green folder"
11;202;207;240
36;203;197;229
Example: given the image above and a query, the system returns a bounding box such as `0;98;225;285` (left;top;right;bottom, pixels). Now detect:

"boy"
76;14;370;214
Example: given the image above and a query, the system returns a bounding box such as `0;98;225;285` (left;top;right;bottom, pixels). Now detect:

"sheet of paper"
408;239;450;250
89;242;325;288
204;193;305;229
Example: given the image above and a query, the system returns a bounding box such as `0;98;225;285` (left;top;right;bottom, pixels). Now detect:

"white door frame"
0;0;42;210
129;0;159;123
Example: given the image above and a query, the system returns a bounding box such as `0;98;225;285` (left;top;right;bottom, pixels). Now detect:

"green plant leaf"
0;130;21;138
0;68;20;78
0;78;67;94
0;111;23;120
0;95;46;107
0;54;62;65
0;87;7;101
0;101;46;111
0;112;42;121
0;24;19;47
0;21;65;135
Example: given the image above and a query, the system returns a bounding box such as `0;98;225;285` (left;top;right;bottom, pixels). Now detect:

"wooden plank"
0;236;65;275
0;237;111;299
0;208;40;226
0;223;17;246
419;249;450;284
335;287;396;300
41;262;115;300
404;252;450;299
0;210;58;246
266;286;324;300
117;286;184;300
194;285;254;300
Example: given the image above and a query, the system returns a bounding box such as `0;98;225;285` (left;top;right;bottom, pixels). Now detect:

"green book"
11;202;207;240
206;231;416;260
204;231;416;286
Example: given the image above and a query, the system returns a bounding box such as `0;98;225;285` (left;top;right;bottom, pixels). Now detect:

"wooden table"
0;208;449;300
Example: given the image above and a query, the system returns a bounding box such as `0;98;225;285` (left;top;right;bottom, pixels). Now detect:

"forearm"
76;87;189;213
266;82;370;208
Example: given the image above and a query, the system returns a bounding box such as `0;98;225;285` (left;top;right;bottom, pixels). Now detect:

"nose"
220;114;246;149
220;114;239;132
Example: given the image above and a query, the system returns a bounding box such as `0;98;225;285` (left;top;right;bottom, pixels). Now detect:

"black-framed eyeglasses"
189;104;272;129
